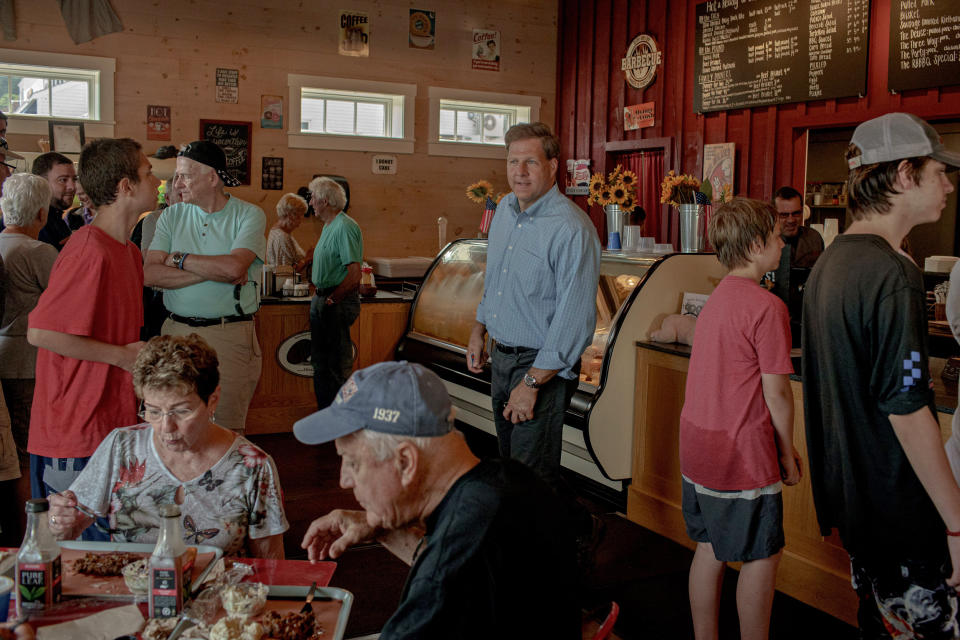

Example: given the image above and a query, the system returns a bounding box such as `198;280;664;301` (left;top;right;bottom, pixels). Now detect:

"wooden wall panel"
3;0;558;259
555;0;960;243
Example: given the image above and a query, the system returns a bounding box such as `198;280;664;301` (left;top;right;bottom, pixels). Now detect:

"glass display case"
398;239;726;492
407;239;657;389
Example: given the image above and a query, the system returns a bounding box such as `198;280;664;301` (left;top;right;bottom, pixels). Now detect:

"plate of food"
142;584;353;640
58;541;222;599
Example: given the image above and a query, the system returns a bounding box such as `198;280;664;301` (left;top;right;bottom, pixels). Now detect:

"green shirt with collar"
311;212;363;290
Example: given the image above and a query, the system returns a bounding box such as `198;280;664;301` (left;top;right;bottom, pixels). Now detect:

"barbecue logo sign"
621;33;662;90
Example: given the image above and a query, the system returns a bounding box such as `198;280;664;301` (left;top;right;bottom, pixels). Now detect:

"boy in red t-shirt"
679;197;802;640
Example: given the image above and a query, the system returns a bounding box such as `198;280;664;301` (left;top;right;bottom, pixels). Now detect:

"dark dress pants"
310;291;361;409
490;348;579;496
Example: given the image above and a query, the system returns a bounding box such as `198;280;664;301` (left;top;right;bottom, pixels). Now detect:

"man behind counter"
768;186;824;341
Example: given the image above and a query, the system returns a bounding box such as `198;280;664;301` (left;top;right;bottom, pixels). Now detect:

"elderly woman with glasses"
266;192;310;271
46;334;288;558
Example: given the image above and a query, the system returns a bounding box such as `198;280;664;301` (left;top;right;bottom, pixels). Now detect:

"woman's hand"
47;490;92;540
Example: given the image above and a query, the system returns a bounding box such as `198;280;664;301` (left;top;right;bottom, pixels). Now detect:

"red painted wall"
556;0;960;246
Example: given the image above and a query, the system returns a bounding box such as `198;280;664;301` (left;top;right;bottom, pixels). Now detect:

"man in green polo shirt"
308;177;362;409
144;140;266;432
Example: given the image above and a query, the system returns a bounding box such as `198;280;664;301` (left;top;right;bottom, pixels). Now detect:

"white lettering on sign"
372;155;397;174
373;408;401;423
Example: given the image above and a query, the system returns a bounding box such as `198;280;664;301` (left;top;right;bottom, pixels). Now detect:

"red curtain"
617;150;664;242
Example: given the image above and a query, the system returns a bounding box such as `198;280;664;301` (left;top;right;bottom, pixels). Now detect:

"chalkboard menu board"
694;0;870;113
889;0;960;92
199;119;252;186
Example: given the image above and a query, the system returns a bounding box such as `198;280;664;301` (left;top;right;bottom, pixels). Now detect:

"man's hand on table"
48;490;92;540
301;509;378;562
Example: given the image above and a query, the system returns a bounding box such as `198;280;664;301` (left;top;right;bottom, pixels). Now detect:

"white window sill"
7;115;115;139
287;132;414;154
427;142;506;159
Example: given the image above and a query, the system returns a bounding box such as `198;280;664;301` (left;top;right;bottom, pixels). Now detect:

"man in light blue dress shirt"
466;122;600;512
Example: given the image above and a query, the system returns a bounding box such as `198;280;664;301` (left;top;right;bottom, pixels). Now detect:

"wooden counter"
246;291;411;434
627;341;956;627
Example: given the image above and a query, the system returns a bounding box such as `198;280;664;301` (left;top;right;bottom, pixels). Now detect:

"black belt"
170;313;253;327
315;286;336;296
494;342;536;355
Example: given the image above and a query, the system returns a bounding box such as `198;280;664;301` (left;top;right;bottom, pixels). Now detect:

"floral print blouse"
70;425;289;555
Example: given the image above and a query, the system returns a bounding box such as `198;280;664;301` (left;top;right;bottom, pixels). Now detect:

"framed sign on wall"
199;119;252;186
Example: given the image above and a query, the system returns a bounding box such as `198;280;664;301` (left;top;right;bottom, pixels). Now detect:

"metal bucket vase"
604;204;625;250
677;203;705;253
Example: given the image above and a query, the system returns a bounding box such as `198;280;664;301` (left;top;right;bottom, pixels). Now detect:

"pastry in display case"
397;239;726;498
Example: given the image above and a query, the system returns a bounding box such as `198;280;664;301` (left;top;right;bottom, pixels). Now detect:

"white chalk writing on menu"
889;0;960;92
694;0;870;113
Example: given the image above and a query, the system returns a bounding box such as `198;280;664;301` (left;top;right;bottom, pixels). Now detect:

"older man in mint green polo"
307;176;363;409
144;140;266;433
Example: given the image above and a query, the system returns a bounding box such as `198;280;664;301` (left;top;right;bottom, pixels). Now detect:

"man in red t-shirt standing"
27;138;159;539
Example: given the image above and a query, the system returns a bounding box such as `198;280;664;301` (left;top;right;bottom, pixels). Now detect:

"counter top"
262;290;412;305
637;340;957;415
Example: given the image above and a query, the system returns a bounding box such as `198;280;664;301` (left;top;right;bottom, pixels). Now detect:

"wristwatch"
171;252;185;269
522;373;540;389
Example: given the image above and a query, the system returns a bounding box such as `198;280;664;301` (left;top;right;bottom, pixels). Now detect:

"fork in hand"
74;503;124;536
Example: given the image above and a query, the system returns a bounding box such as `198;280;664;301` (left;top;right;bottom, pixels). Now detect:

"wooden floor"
251;430;858;639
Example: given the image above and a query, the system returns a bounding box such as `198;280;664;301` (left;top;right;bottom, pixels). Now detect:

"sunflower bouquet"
660;171;710;206
587;165;638;209
465;180;507;205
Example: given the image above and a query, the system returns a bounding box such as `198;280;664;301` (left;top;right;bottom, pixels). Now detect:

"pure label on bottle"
17;557;62;610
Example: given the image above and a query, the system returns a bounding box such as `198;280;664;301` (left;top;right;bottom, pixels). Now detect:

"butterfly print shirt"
70;424;289;555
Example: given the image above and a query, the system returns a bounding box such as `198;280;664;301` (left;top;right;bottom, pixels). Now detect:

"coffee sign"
621;34;663;90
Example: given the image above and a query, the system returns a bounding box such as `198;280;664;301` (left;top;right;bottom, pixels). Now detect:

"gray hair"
1;173;51;227
276;192;308;220
308;177;347;212
359;426;460;462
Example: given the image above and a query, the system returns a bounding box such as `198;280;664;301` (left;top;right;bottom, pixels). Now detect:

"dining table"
1;542;349;640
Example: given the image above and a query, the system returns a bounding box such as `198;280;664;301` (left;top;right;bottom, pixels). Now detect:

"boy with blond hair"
680;197;802;640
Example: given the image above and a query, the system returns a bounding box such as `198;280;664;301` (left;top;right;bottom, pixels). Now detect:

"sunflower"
620;170;637;188
589;173;605;193
611;185;627;205
599;189;613;204
465;180;494;204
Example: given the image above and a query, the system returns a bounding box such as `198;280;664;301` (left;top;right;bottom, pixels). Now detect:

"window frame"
288;74;416;154
0;48;115;138
428;87;540;159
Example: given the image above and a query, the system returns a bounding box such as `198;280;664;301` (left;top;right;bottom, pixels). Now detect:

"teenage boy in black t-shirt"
803;113;960;637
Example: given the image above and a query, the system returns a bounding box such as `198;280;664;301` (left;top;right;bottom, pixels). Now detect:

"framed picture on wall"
199;119;252;185
702;142;735;202
48;121;85;154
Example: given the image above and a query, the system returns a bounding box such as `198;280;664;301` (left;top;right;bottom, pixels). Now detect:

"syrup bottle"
148;504;190;618
16;498;62;615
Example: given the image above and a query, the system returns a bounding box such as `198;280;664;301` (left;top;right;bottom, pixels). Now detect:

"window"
0;48;115;138
429;87;540;159
288;74;416;153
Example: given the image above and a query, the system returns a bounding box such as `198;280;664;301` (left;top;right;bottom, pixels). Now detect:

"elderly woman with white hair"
266;192;309;270
0;173;58;541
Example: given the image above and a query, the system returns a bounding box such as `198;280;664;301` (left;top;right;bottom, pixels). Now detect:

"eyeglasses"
138;403;204;423
778;209;803;219
0;161;14;171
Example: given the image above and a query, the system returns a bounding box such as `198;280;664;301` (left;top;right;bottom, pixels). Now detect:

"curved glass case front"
409;240;657;388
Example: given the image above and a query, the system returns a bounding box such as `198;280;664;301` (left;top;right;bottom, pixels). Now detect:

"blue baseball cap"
293;361;454;445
